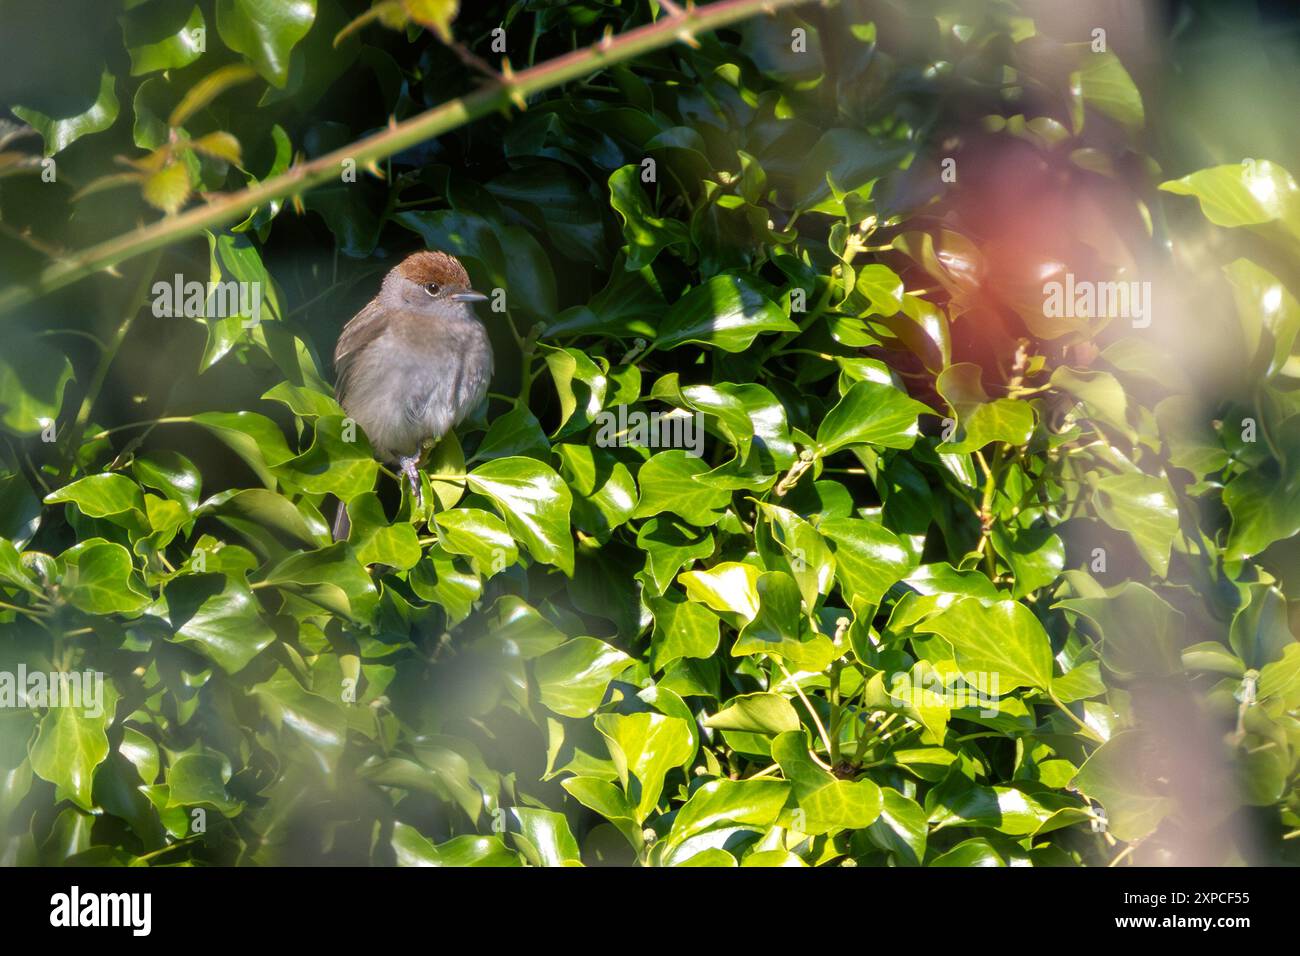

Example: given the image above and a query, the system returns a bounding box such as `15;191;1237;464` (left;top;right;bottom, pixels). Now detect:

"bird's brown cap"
394;250;472;288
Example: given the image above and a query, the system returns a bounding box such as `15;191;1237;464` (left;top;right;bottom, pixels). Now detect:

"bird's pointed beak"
451;290;488;303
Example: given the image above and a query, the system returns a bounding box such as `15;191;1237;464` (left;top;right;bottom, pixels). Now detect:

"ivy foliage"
1;0;1299;866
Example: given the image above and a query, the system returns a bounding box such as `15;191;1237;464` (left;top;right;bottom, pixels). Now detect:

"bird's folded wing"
333;299;389;406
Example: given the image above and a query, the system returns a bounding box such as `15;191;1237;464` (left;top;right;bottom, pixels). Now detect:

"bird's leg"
399;454;423;509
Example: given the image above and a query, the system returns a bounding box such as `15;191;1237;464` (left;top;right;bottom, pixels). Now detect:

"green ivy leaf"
466;457;574;575
13;69;119;156
914;598;1053;692
0;539;40;597
930;838;1005;866
163;573;277;673
756;502;835;607
434;508;516;576
0;338;74;437
475;405;550;461
1160;161;1300;242
656;275;797;352
29;687;116;811
772;731;883;834
632;450;731;527
820;517;916;605
666;778;790;847
346;492;421;570
1230;583;1295;669
1069;48;1145;132
1056;581;1184;680
45;474;145;519
926;777;1065;836
732;571;836;671
250;670;348;771
190;411;296;489
854;263;905;315
991;521;1065;600
535;638;634;718
259;542;379;622
200;488;328;551
936;363;1034;451
409;545;480;625
595;711;693;823
561;776;640;849
867;787;928;865
816;379;929;454
1051;367;1131;439
556;444;638;539
165;752;241;814
1072;732;1175;841
1224;258;1300;378
216;0;318;87
120;0;207;76
703;692;800;736
507;807;582;867
275;415;378;501
648;591;721;669
609;164;690;270
679;561;761;621
1091;472;1179;578
392;824;519;867
638;517;713;595
60;541;151;615
132;451;202;512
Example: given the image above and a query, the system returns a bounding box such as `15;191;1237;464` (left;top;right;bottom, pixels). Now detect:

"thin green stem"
0;600;46;619
58;250;162;480
1049;692;1105;743
852;712;897;765
135;837;201;864
775;660;833;768
828;659;842;764
1107;844;1137;867
87;417;192;442
973;445;1005;573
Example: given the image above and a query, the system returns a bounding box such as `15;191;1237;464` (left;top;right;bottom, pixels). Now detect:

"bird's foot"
400;455;424;509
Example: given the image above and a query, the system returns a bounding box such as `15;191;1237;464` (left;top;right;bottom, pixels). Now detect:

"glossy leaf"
216;0;318;87
13;69;119;156
816;380;929;454
914;598;1054;692
467;457;574;575
656;275;797;352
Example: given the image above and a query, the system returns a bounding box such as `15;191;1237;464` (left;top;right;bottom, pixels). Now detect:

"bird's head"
382;250;488;317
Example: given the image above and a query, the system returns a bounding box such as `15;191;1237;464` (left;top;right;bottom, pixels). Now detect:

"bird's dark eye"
423;282;440;296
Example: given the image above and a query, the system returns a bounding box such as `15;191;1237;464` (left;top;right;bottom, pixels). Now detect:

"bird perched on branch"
332;250;491;540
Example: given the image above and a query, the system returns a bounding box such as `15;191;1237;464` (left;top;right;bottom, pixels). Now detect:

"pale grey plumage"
332;251;492;539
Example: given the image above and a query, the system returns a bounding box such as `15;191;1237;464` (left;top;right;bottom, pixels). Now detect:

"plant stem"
973;445;1003;571
0;0;817;317
58;250;162;480
0;600;45;620
1049;691;1105;743
776;660;834;768
135;837;201;864
828;659;842;764
87;417;193;442
851;711;897;765
1107;844;1137;867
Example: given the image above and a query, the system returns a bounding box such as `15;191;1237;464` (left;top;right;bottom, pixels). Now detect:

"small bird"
332;250;491;540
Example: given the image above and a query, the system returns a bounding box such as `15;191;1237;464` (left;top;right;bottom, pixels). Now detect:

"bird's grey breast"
395;310;493;439
337;309;491;462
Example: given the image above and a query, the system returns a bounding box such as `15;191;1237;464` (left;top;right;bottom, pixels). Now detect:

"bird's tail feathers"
332;499;351;542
